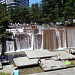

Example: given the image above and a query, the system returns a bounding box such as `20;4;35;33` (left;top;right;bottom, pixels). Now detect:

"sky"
29;0;41;6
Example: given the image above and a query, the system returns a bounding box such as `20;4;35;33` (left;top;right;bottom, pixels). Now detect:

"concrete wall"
43;26;75;50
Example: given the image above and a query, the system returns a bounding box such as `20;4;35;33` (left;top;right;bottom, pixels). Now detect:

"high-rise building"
0;0;29;8
0;0;5;4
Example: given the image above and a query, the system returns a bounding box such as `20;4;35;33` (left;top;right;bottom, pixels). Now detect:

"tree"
0;3;12;38
63;0;75;20
0;3;11;28
0;3;12;53
41;0;60;23
30;3;42;23
22;7;30;23
41;0;75;26
8;6;31;23
8;6;23;23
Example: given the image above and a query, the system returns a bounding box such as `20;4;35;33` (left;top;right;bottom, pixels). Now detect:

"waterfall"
34;34;42;50
55;29;61;48
62;30;67;48
67;28;75;48
55;28;67;50
15;33;33;51
6;41;15;52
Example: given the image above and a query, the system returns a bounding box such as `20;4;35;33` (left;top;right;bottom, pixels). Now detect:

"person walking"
13;68;20;75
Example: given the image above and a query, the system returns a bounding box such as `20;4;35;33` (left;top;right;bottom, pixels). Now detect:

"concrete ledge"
13;57;38;67
25;50;57;59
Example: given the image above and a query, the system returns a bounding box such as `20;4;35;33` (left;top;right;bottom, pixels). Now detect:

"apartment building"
0;0;29;8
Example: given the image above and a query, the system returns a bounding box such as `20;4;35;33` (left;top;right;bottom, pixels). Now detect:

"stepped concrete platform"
13;57;38;67
24;50;57;59
52;51;75;60
39;59;74;71
25;50;75;59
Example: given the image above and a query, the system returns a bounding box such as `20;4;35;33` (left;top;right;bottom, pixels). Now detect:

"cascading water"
62;30;67;48
34;34;42;49
67;28;75;48
55;29;61;49
55;28;67;50
6;41;15;52
15;33;32;50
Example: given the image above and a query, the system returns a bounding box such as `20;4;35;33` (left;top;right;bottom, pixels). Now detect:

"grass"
19;60;75;75
0;72;10;75
70;60;75;65
20;65;43;75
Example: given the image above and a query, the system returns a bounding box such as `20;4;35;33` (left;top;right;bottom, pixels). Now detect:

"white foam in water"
6;41;15;52
15;33;33;50
55;29;67;50
55;29;61;48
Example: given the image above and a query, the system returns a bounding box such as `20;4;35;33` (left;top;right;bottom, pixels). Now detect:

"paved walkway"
28;67;75;75
0;65;16;75
0;64;75;75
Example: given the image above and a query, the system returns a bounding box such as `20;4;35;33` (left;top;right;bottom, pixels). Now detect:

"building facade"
0;0;5;4
0;0;29;7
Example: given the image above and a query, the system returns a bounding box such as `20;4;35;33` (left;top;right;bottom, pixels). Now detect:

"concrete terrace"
0;50;75;75
28;67;75;75
0;65;16;75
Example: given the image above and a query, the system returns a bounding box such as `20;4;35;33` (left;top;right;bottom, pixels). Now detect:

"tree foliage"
22;7;30;23
0;3;11;37
0;3;11;27
64;0;75;20
0;0;75;27
41;0;75;25
30;3;42;23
